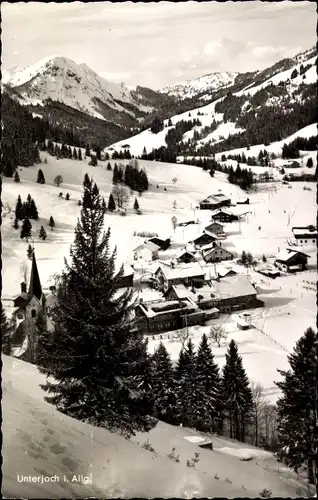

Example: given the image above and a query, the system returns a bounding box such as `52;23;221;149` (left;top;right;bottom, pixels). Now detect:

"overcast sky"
2;1;316;89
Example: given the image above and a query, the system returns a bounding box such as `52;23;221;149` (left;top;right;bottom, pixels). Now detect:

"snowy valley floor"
2;355;314;498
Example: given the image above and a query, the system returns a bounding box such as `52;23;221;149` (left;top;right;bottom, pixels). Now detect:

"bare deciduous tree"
3;201;13;218
20;260;29;284
172;177;178;184
174;328;189;349
209;324;227;347
112;185;129;209
251;382;267;447
173;200;177;209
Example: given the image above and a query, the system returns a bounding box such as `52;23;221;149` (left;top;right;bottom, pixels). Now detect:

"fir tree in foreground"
14;171;20;183
1;305;12;355
275;327;317;486
36;175;156;436
196;333;224;433
151;342;178;424
133;197;139;212
222;340;253;442
174;339;199;428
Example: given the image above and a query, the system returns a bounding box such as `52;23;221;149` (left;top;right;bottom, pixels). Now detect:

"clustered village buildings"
7;192;315;355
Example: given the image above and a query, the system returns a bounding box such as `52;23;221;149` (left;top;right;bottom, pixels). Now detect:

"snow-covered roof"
136;297;197;318
205;221;224;228
168;283;217;302
292;227;317;237
275;249;310;262
156;261;205;280
213;275;257;299
211;208;234;216
204;229;220;239
200;193;231;204
133;241;160;253
176;249;196;259
203;245;233;257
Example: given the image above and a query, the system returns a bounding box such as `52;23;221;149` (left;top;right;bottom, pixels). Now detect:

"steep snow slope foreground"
2;55;151;121
2;355;311;498
161;71;239;99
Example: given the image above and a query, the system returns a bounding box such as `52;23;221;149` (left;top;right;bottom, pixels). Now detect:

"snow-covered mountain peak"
1;56;145;122
160;71;239;100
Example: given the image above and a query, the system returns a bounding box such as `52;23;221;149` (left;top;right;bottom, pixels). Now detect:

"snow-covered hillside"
105;47;316;158
3;354;313;498
2;55;151;121
160;71;239;100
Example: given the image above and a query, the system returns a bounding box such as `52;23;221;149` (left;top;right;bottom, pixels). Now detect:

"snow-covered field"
3;355;313;498
2;153;316;406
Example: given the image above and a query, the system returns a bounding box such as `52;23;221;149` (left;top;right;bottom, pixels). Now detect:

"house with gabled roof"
274;248;310;272
203;244;234;263
176;249;197;264
204;221;225;236
133;241;160;261
192;231;217;248
291;226;317;246
199;193;231;210
211;208;239;223
154;261;205;292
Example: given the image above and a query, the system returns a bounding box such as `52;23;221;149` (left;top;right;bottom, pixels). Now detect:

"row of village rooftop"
9;195;316;343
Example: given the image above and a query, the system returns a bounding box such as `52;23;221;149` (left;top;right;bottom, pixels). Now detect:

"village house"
164;283;220;318
148;237;171;250
199;192;231;210
212;275;264;313
274;248;310;273
176;249;197;264
192;231;217;248
204;221;225;236
133;241;160;261
134;297;205;334
202;243;234;263
211;208;240;223
154;261;205;292
292;226;317;246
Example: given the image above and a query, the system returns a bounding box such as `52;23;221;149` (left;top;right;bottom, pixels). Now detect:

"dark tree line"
15;194;39;221
112;149;132;160
228;164;254;190
47;141;83;161
112;161;148;192
165;119;202;147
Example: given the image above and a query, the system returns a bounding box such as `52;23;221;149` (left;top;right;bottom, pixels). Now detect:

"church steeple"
28;251;42;301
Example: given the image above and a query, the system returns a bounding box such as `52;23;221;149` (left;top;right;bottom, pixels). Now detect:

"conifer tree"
49;216;55;230
108;193;116;212
83;173;91;189
85;144;90;157
65;193;70;201
36;176;156;436
174;339;199;428
196;333;224;432
15;195;24;221
78;148;83;161
112;163;119;183
39;225;47;241
151;342;178;424
1;305;12;355
37;169;45;184
107;162;112;171
20;217;32;241
27;243;34;260
306;157;313;168
14;171;20;183
73;148;78;160
29;199;39;220
13;218;19;230
222;340;253;441
133;198;139;212
275;327;317;486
